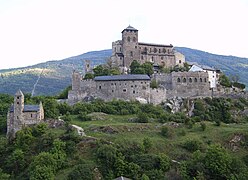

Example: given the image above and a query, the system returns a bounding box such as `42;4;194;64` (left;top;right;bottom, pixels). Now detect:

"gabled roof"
122;25;138;33
188;62;216;71
15;89;24;96
10;105;40;112
94;74;150;81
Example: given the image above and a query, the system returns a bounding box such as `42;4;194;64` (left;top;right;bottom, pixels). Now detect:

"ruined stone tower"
84;60;92;73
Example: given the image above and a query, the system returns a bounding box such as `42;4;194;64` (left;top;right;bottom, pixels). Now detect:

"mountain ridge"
0;47;247;95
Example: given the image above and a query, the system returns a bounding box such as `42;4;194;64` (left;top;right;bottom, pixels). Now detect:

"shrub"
78;112;92;121
137;113;149;123
67;164;94;180
161;126;174;138
200;122;206;131
183;139;203;152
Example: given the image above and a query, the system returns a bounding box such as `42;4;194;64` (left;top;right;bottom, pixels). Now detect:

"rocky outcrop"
71;124;86;136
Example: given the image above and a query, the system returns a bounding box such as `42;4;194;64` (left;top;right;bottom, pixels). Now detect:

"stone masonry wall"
95;79;150;101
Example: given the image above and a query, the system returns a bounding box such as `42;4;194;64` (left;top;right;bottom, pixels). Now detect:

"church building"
7;90;44;139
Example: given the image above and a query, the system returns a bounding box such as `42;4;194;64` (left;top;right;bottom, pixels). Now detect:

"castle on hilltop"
111;25;185;73
7;90;44;139
68;26;222;105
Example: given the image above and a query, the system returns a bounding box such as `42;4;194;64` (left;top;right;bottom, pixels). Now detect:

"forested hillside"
0;92;248;179
0;47;247;95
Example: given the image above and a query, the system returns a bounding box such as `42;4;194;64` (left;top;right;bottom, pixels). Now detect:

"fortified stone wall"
150;88;167;105
68;79;96;104
170;71;211;98
95;79;150;101
153;73;173;90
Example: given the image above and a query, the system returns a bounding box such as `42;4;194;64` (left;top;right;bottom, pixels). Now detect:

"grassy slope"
70;114;248;161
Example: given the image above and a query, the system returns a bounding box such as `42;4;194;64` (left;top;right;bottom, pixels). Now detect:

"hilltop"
0;47;247;95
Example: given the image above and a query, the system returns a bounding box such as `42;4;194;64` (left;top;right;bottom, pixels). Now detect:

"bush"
78;112;92;121
67;164;94;180
137;113;149;123
161;126;174;138
183;139;203;152
200;122;206;131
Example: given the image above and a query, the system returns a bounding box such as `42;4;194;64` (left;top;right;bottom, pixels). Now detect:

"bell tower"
122;25;139;69
13;90;24;135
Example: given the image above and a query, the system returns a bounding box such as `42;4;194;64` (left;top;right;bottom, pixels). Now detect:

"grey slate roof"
10;105;40;112
94;74;150;81
139;42;173;48
122;25;138;33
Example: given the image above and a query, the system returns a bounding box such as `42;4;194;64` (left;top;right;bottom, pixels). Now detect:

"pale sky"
0;0;248;69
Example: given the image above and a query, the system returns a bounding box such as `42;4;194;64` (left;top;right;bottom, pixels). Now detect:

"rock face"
45;118;65;128
71;124;86;136
165;97;184;114
229;134;244;152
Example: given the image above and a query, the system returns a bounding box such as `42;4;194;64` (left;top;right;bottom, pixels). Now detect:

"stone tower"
72;70;81;91
122;25;139;68
7;90;24;138
84;60;92;73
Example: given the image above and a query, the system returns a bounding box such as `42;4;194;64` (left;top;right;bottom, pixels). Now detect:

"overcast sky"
0;0;248;69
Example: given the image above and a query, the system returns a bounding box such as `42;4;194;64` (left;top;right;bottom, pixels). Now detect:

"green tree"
5;149;25;176
150;79;158;89
50;139;66;170
28;152;57;179
141;62;153;76
220;74;232;87
43;98;59;118
29;165;54;180
204;145;232;179
84;73;94;79
57;86;72;99
0;168;10;180
130;60;141;74
67;164;94;180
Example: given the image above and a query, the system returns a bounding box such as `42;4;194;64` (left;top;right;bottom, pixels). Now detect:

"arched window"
183;78;186;82
120;47;122;52
151;56;154;62
144;47;147;52
189;78;192;83
154;48;157;53
133;37;136;42
177;78;181;83
179;60;182;64
200;78;203;82
159;49;161;53
204;78;207;82
130;51;133;57
194;78;197;82
127;36;131;42
163;48;166;53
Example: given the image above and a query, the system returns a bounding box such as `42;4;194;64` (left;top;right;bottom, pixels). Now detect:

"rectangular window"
133;90;135;94
99;86;101;89
123;89;127;92
31;114;33;118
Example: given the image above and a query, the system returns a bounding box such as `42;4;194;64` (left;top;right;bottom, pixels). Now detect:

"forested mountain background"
0;47;247;95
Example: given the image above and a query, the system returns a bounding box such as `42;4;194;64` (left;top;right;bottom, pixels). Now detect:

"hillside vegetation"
0;92;248;179
0;47;247;95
